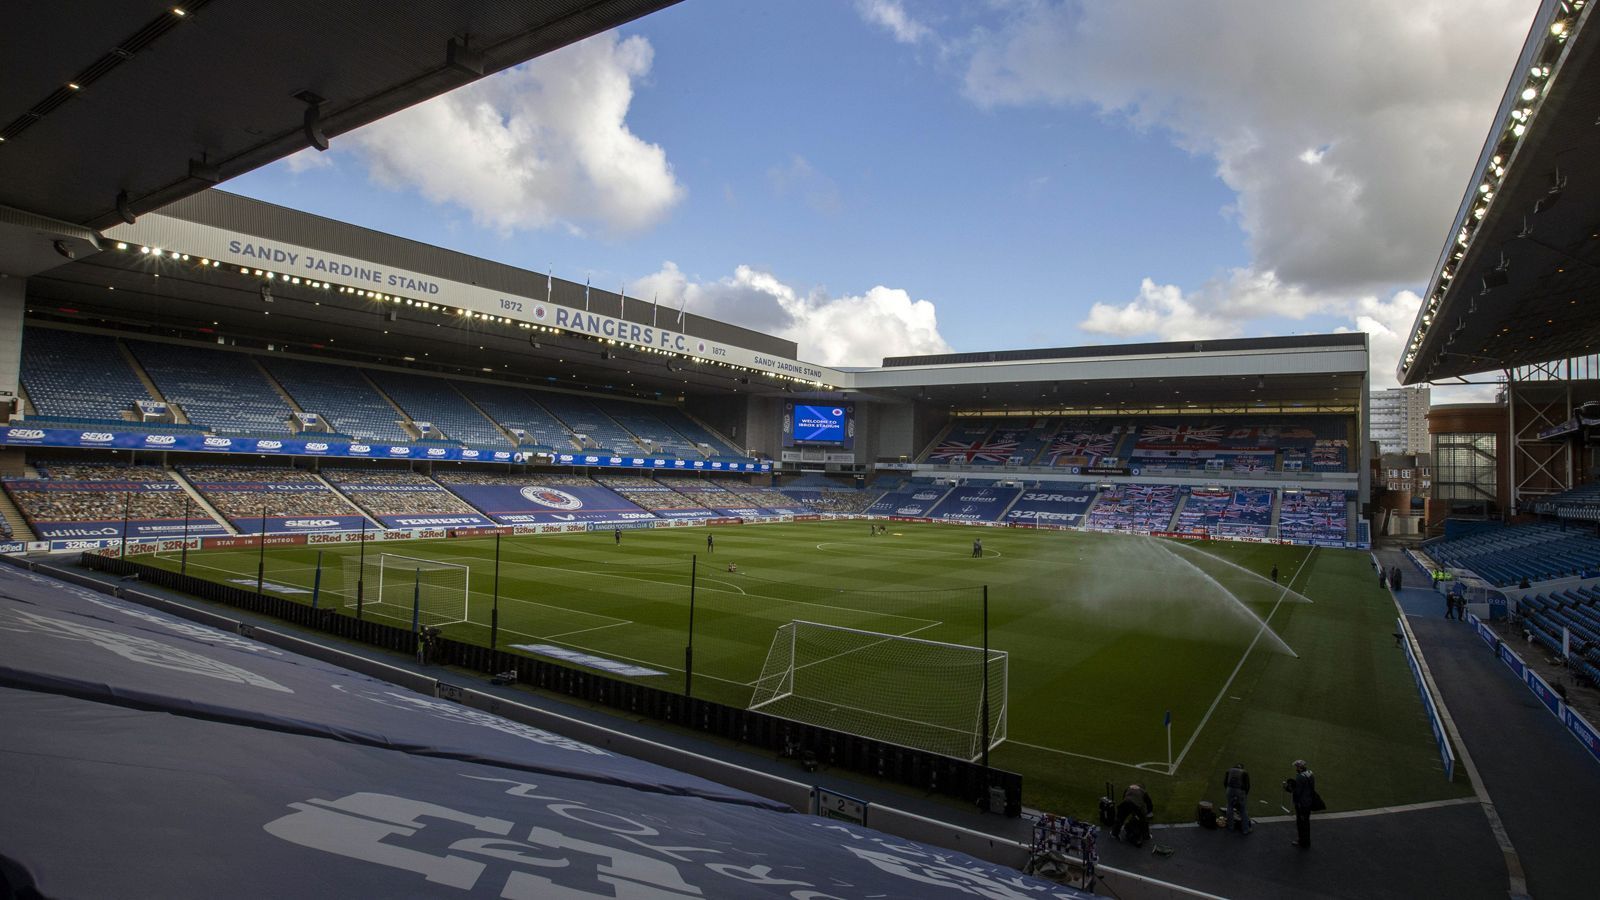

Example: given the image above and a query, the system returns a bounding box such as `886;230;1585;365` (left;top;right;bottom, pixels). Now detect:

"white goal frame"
748;619;1008;761
344;552;471;628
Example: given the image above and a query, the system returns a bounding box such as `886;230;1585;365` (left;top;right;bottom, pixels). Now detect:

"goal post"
748;620;1008;761
341;552;470;628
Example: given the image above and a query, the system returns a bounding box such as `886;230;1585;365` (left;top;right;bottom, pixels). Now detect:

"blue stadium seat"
20;329;154;420
128;341;293;435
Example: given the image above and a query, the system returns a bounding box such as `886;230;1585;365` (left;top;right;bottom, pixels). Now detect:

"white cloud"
856;0;933;45
951;1;1533;386
281;148;333;173
632;262;952;365
963;1;1531;295
344;32;682;235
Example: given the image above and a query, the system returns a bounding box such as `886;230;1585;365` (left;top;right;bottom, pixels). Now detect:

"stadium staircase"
451;386;524;447
0;489;37;542
168;469;239;535
116;341;186;423
254;360;308;417
1079;488;1106;522
683;412;744;457
1025;420;1066;465
1168;492;1190;532
1269;490;1283;537
358;373;427;441
915;421;957;464
311;471;377;521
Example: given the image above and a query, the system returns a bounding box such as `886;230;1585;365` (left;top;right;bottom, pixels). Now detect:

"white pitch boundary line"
540;620;633;641
1002;739;1156;774
814;541;1003;560
1165;545;1317;775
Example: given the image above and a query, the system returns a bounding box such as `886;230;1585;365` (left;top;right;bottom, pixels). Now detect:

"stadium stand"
452;382;579;451
19;328;154;420
926;485;1022;522
179;465;369;533
1174;486;1273;538
1036;419;1125;468
865;482;951;517
656;406;744;457
432;471;656;525
1516;588;1600;686
705;478;809;513
531;391;645;454
261;358;411;443
1532;481;1600;521
1276;489;1349;544
592;399;704;458
320;467;488;526
922;420;1010;465
1426;522;1600;586
2;462;225;539
363;370;511;448
128;341;294;436
1086;483;1181;532
594;475;711;513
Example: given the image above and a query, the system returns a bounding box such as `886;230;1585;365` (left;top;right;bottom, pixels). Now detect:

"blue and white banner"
1004;488;1097;525
441;482;657;525
29;518;228;540
926;487;1022;523
0;425;520;463
372;513;494;529
555;452;768;472
865;486;950;518
1563;706;1600;766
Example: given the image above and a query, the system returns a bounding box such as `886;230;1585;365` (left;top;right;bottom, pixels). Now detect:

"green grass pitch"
147;520;1470;819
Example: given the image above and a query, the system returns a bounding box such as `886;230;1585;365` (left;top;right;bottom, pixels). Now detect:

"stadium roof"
0;0;676;272
1398;0;1600;385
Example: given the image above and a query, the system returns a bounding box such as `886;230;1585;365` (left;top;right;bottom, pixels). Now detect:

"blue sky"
224;0;1537;387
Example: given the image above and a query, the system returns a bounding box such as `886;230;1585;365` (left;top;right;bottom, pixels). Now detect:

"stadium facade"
0;188;1371;553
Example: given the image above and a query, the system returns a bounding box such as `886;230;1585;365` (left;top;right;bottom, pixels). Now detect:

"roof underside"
0;0;678;230
1400;0;1600;384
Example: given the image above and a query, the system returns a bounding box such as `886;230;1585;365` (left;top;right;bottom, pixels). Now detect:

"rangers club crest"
519;486;583;510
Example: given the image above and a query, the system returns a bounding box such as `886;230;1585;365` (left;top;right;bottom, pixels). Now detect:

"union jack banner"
1127;485;1177;503
928;439;1018;464
1045;430;1114;462
1139;424;1225;447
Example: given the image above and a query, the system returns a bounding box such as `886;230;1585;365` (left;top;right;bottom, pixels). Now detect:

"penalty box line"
430;551;945;631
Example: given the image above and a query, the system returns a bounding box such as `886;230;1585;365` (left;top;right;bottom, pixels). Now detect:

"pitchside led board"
782;402;855;449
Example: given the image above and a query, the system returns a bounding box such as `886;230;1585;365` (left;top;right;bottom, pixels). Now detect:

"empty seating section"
1517;588;1600;686
128;341;292;436
179;465;357;524
787;490;883;514
20;328;153;420
531;392;642;454
1175;487;1272;537
321;468;480;518
668;480;736;510
705;478;803;511
917;416;1351;473
365;370;509;448
654;407;743;457
263;358;411;443
1086;484;1180;531
1533;481;1600;521
592;400;703;458
453;383;578;450
1427;522;1600;586
1276;490;1348;544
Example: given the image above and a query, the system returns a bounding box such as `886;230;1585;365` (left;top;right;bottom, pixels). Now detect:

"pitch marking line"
815;541;1003;559
541;620;633;641
1166;545;1317;775
1003;739;1155;774
433;551;942;629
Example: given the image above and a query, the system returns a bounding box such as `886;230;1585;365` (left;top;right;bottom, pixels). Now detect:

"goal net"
342;553;470;628
748;620;1007;761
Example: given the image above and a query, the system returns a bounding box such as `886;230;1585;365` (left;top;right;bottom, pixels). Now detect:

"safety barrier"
1469;611;1600;768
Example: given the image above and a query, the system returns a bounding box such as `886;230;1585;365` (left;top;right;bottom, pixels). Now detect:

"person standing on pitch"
1285;759;1317;848
707;533;714;553
614;525;621;546
1270;563;1279;584
1224;762;1252;834
972;537;982;558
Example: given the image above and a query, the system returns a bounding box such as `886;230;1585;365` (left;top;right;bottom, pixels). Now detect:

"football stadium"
3;2;1599;899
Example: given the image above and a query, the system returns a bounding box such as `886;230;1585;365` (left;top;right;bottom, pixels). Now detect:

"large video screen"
793;405;847;442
